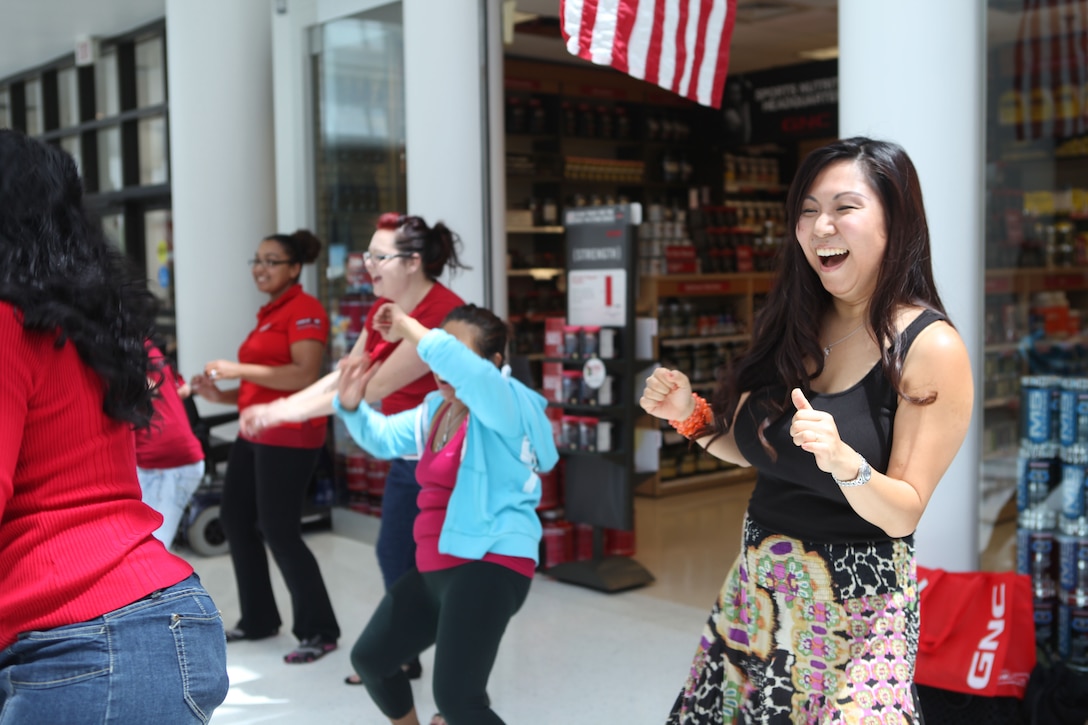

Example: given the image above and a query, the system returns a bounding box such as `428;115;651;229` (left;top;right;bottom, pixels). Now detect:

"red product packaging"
574;522;595;561
367;458;390;497
915;566;1036;698
345;452;369;493
541;517;573;569
544;317;567;358
536;468;560;511
605;527;637;557
542;362;564;404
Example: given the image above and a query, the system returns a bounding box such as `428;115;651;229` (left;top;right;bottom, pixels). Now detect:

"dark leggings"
220;438;340;641
351;561;531;725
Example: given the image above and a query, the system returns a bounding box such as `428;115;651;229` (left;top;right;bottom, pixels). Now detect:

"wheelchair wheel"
187;504;230;557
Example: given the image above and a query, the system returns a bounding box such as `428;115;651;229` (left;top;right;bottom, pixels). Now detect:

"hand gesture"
203;359;241;381
337;353;380;412
372;302;409;342
789;388;848;474
240;402;278;439
188;373;226;404
640;367;696;421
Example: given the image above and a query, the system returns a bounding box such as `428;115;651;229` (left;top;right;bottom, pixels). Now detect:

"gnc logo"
967;583;1006;689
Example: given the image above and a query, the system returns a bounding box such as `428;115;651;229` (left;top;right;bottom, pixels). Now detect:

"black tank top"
735;309;944;543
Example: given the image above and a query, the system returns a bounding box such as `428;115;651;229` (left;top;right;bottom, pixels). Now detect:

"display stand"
546;203;655;593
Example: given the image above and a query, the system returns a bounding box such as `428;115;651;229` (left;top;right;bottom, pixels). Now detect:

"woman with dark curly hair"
189;229;341;664
0;129;229;723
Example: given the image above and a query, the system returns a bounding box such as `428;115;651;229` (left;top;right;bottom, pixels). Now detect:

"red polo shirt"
238;284;329;448
364;282;464;415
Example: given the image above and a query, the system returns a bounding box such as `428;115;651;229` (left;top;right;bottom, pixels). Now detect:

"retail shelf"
507;267;565;279
507;226;565;234
660;333;750;347
636;466;755;497
984;395;1020;409
984;342;1023;354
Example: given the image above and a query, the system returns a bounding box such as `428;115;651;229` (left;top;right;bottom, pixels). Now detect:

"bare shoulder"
900;313;972;398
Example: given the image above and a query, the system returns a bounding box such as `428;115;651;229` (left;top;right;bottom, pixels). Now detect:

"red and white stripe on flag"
559;0;738;108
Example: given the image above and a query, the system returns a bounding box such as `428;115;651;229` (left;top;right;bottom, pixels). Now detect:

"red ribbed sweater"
0;303;193;650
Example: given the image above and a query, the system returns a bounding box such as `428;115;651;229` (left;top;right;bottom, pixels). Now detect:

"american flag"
560;0;738;108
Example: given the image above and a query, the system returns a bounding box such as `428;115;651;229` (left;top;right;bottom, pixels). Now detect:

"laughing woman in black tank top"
640;137;973;725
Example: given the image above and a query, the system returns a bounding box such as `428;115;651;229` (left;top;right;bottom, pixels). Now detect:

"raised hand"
188;373;226;404
789;388;847;474
373;302;408;342
640;367;696;421
336;353;380;412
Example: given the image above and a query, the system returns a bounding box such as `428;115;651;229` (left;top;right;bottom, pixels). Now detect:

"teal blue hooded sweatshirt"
333;328;559;564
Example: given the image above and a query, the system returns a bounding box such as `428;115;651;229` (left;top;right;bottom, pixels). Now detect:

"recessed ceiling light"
798;46;839;60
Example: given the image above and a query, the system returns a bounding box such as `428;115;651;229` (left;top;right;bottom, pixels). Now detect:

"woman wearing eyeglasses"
238;214;466;680
189;229;341;664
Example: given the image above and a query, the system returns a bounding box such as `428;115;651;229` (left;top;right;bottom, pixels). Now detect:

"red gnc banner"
915;566;1036;698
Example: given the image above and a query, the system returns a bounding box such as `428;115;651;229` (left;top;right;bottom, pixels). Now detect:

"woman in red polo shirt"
239;213;466;683
189;229;339;664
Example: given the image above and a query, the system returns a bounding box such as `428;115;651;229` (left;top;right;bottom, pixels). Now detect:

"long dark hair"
376;212;469;280
711;137;947;437
0;129;158;427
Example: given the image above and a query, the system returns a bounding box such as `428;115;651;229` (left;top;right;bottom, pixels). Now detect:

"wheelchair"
179;397;236;557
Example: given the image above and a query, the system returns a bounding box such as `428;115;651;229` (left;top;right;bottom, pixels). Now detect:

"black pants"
351;561;531;725
221;438;339;642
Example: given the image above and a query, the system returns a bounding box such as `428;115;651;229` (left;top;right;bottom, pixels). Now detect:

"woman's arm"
790;321;974;537
640;367;750;467
189;373;240;406
204;338;325;392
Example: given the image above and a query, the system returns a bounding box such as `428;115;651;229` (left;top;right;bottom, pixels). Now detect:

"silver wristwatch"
832;455;872;487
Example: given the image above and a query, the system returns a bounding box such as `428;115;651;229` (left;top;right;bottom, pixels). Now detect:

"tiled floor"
188;481;1016;724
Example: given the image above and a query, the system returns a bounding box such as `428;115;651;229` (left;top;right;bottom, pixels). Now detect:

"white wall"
839;0;985;571
167;0;277;411
402;0;491;306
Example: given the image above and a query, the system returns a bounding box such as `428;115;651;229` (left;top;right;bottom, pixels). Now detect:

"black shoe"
403;657;422;680
224;627;278;643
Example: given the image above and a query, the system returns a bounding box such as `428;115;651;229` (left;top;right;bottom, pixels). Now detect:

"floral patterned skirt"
667;516;920;725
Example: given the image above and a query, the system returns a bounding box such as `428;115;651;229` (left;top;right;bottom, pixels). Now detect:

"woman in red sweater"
0;129;229;723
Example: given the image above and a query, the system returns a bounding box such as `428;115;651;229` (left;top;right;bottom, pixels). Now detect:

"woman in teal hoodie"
334;302;558;725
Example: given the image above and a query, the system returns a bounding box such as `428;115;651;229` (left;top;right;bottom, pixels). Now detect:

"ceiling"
510;0;839;76
0;1;1054;86
0;0;165;80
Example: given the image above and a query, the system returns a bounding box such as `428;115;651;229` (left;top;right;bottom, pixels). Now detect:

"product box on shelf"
544;317;566;358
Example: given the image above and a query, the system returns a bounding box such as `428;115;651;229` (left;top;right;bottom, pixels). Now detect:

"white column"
839;0;985;571
402;0;493;307
167;0;276;412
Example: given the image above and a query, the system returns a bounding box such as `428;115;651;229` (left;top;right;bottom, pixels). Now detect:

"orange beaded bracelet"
669;393;713;439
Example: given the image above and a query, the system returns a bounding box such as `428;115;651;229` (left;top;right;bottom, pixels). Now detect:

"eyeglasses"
363;251;414;265
248;258;294;269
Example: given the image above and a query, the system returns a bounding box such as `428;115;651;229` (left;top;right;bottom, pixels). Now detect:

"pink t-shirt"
413;405;535;578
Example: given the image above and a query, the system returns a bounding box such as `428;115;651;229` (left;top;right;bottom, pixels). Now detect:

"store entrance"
499;5;841;603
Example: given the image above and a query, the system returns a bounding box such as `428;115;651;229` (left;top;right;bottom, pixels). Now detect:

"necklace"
439;403;467;448
823;322;865;357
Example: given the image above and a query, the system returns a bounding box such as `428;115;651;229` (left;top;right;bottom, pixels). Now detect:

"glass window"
138;115;168;185
0;87;10;129
145;209;174;310
983;3;1088;576
96;48;120;119
135;36;165;108
59;135;82;175
58;67;80;127
24;78;43;135
101;212;125;252
98;125;123;191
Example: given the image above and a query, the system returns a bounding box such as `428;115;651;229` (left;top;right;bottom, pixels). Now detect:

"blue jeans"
375;459;420;591
137;460;205;550
0;574;229;724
